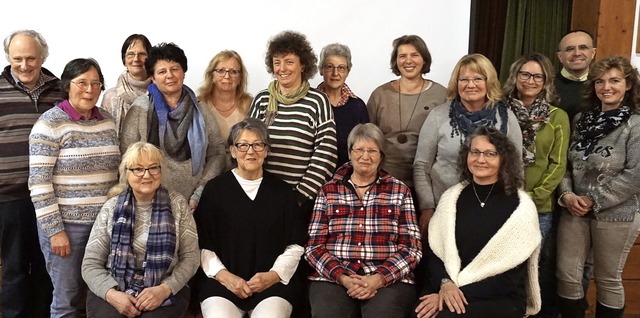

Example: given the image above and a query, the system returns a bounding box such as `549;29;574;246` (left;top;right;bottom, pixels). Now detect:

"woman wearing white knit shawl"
414;126;540;318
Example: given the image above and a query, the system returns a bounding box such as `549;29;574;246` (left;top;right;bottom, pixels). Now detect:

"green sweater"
523;106;570;213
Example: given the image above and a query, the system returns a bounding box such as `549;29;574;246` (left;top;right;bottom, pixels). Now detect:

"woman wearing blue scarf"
120;42;226;212
82;142;199;317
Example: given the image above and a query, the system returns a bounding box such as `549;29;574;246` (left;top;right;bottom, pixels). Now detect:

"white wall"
632;0;640;67
1;0;470;103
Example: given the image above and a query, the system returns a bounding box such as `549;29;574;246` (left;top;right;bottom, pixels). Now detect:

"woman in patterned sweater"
29;58;121;317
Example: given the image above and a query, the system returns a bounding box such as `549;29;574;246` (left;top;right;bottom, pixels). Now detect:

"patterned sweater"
249;88;337;200
0;66;64;202
29;106;121;236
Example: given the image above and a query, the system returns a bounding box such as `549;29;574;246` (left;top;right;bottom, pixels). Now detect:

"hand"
189;199;198;213
105;288;141;318
337;275;376;299
346;274;384;300
439;281;467;314
216;269;253;299
247;271;280;293
135;284;171;312
419;209;435;238
50;230;70;257
415;293;440;318
562;193;592;216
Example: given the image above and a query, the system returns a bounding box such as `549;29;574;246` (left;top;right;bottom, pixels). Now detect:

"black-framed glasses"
127;166;161;177
350;148;381;157
71;80;102;90
457;77;486;85
323;64;348;73
468;149;499;159
518;71;545;83
214;68;241;78
235;142;267;152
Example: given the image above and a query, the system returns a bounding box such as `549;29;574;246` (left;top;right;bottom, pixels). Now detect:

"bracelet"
440;278;453;287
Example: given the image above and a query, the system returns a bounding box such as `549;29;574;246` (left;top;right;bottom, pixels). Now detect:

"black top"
554;72;586;123
333;96;369;167
193;170;307;310
427;182;527;310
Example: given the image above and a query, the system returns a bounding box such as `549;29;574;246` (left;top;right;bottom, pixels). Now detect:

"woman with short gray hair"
317;43;369;168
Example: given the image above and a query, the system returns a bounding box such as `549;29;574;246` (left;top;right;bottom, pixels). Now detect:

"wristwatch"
440;278;454;287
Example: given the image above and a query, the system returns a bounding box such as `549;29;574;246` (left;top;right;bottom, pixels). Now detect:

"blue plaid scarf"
110;186;176;298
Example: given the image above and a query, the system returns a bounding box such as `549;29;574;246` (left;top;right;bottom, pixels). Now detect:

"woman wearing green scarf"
248;30;337;222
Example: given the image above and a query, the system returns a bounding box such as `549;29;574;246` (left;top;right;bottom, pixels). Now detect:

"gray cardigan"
81;190;199;298
413;101;523;210
120;94;226;202
559;113;640;222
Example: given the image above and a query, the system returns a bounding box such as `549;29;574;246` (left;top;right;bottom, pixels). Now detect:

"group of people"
0;26;639;318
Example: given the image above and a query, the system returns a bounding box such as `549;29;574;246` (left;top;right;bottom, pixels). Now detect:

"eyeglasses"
457;77;486;85
518;71;545;83
351;148;381;157
127;166;161;177
468;149;499;159
71;80;102;90
125;51;148;60
560;45;592;53
323;64;348;74
214;68;241;78
235;142;267;152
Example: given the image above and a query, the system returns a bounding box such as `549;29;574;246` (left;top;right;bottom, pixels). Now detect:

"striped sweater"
29;105;121;237
249;88;337;200
0;66;64;202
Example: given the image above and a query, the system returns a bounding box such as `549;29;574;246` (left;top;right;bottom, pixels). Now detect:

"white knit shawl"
428;182;542;316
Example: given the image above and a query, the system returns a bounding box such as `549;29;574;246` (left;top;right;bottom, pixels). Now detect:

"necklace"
350;177;377;189
471;181;495;208
397;79;425;144
212;97;236;113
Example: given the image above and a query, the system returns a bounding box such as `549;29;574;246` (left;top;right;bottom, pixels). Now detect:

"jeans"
556;211;640;309
38;222;93;318
0;198;52;318
309;281;415;318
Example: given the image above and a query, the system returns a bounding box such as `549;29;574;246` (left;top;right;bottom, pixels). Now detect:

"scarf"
317;82;358;107
506;96;551;166
265;80;310;126
110;71;151;132
449;98;509;142
573;104;632;160
147;84;206;176
109;186;176;298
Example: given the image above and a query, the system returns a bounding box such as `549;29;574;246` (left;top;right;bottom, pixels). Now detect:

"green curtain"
499;0;572;82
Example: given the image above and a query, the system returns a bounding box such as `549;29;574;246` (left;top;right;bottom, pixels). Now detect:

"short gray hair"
318;43;352;70
346;123;386;165
4;30;49;62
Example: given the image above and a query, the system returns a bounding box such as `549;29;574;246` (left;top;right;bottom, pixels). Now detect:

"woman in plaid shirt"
305;123;422;318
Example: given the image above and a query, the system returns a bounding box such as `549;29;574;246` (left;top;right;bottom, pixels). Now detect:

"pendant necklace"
397;79;425;144
471;181;495;208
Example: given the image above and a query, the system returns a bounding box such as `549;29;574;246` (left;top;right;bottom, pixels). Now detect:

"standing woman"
367;35;447;193
29;58;121;317
413;53;522;235
249;30;337;218
120;42;226;211
557;56;640;318
101;34;152;136
317;43;369;168
503;52;570;239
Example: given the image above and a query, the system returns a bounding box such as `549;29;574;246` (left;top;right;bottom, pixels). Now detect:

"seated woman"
194;118;307;318
305;123;422;318
415;126;541;318
81;142;199;318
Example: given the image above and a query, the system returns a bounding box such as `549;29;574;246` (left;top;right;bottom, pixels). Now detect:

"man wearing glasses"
0;30;64;318
554;30;597;122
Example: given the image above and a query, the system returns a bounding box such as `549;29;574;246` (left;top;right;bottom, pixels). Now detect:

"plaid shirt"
305;162;422;286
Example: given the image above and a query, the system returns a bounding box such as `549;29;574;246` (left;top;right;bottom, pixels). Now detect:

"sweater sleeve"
191;108;226;202
588;118;640;212
529;110;570;210
119;97;146;154
29;117;64;237
82;199;120;299
413;109;442;210
161;193;200;294
505;109;524;162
